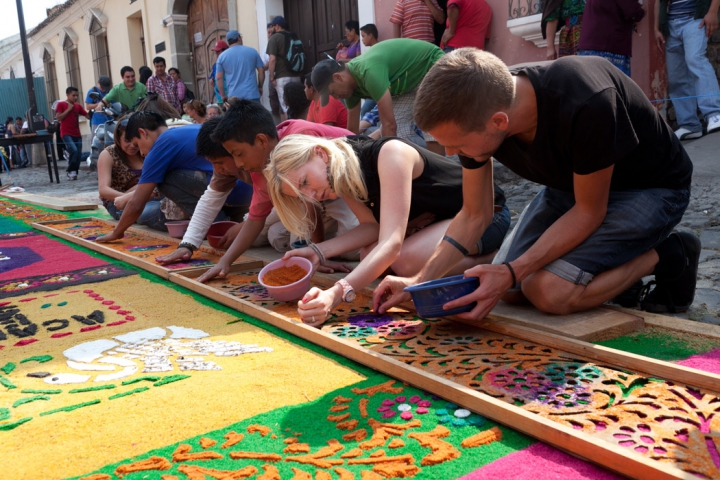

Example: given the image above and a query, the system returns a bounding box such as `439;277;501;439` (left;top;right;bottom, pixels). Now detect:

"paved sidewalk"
2;132;720;323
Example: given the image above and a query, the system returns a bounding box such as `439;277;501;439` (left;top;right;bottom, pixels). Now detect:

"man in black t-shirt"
373;50;699;318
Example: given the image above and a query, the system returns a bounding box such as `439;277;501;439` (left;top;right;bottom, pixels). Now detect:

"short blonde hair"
265;134;367;239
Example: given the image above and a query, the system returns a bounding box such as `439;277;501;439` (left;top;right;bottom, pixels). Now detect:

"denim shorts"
478;204;511;255
498;186;690;286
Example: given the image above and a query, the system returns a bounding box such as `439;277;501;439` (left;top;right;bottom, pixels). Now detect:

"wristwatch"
335;279;356;303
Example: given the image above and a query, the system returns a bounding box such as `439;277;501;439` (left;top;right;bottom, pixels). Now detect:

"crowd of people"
21;0;714;326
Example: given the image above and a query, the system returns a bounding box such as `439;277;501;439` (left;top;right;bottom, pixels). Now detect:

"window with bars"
89;17;111;81
43;49;59;115
63;34;82;95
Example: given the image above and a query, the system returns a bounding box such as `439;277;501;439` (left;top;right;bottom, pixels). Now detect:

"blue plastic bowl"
404;275;479;318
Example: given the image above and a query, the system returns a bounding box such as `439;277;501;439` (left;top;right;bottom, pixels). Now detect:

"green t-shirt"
345;38;444;110
266;32;301;80
104;82;148;110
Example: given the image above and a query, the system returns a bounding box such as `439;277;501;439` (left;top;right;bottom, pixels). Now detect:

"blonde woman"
265;134;510;326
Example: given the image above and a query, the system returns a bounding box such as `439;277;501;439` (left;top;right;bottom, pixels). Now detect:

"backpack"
279;31;306;73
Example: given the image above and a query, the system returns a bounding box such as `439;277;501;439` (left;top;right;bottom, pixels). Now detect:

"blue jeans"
106;198;167;231
499;187;689;286
666;15;720;132
62;135;83;173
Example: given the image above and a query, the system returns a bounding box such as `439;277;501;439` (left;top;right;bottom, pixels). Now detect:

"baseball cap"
212;40;229;52
311;59;344;107
226;30;240;42
269;16;287;28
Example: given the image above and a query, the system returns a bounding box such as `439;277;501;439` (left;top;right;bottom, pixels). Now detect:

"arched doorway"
187;0;229;103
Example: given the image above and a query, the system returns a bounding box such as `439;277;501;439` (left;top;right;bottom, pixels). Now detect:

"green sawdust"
0;376;17;389
12;395;51;408
21;389;61;395
69;384;116;394
0;407;9;421
122;376;161;386
0;215;30;234
20;355;53;364
109;386;150;400
39;399;101;417
0;362;15;375
0;197;110;221
0;417;32;430
41;303;51;308
57;301;67;306
153;374;191;387
71;373;534;480
596;327;717;362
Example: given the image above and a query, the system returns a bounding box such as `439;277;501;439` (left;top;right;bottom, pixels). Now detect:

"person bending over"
265;134;510;326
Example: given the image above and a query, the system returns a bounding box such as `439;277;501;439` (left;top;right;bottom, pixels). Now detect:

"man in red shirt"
55;86;91;180
304;74;348;128
441;0;493;52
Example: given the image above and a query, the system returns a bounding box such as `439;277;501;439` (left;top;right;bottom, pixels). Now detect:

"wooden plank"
31;218;259;280
486;303;645;342
168;268;694;479
605;305;720;341
0;192;98;211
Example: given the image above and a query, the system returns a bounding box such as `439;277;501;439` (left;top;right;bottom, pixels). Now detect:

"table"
0;134;59;184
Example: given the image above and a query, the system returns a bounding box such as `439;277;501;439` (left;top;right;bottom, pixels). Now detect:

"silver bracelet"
309;243;326;266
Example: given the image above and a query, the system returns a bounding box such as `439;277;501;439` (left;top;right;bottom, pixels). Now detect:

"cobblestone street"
3;132;720;323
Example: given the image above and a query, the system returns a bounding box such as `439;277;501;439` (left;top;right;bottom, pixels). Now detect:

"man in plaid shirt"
147;56;181;113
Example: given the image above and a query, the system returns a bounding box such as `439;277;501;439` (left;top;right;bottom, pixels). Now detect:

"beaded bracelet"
309;243;326;266
178;242;197;253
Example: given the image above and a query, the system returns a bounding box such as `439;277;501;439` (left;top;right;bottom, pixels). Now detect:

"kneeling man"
375;51;698;318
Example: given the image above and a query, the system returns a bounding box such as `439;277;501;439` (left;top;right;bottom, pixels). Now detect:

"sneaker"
67;171;77;180
674;128;703;140
708;115;720;134
611;279;645;308
63;150;70;161
640;231;701;313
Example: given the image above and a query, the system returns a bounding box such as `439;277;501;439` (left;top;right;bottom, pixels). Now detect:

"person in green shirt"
101;66;148;111
311;38;445;155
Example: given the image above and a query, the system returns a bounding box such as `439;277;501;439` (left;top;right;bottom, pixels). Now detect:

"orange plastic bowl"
207;221;238;249
258;257;313;302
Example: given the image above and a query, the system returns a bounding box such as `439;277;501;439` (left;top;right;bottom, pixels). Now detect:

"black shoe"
611;279;645;308
640;232;701;313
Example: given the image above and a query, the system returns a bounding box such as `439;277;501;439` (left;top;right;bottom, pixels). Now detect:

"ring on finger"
312;315;316;323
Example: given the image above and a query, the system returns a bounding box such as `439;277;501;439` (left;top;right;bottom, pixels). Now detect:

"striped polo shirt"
390;0;441;43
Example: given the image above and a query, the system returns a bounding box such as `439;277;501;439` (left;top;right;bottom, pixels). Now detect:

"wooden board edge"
1;192;98;211
168;273;691;480
32;217;97;226
455;317;720;393
175;260;265;278
604;305;720;341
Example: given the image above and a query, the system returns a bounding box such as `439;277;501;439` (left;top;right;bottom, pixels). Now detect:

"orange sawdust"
372;461;421;478
335;468;355;480
176;464;258;480
222;432;245;449
388;438;405;449
285;439;345;469
348;454;415;466
359;398;369;418
360;419;422;450
360;472;384;480
407;426;460;466
272;434;278;439
370;450;386;458
334;396;353;404
316;471;333;480
293;432;303;437
461;427;503;448
290;467;312;480
257;464;281;480
161;476;179;480
200;437;218;449
262;265;308;286
172;444;223;462
340;448;363;458
330;405;350;412
342;429;368;442
284;443;311;454
79;475;111;480
337;419;359;430
327;413;351;422
248;424;272;436
351;380;403;397
115;456;171;477
284;437;299;444
229;451;283;462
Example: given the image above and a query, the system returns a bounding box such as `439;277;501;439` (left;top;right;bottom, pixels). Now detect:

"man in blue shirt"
85;76;112;134
216;30;265;102
97;111;251;242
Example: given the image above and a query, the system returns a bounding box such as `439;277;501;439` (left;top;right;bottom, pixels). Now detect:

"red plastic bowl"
258;257;313;302
207;221;238;249
165;220;190;239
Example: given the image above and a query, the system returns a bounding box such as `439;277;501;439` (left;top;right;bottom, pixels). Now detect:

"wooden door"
284;0;359;72
188;0;229;103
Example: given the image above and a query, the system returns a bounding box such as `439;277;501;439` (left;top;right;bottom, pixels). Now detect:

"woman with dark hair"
283;81;311;120
138;66;153;85
337;20;362;60
97;114;166;229
168;67;187;103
